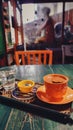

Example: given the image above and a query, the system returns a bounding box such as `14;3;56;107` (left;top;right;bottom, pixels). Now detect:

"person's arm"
36;19;48;35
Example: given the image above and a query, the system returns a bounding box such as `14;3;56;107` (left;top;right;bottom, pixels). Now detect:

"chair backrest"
62;45;73;64
15;50;53;65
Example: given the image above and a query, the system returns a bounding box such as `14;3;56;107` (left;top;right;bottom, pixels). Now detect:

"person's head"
42;7;50;18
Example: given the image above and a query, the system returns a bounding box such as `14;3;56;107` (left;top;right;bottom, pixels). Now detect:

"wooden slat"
38;53;41;64
27;53;31;64
44;53;46;65
49;51;53;65
33;54;36;64
22;54;25;64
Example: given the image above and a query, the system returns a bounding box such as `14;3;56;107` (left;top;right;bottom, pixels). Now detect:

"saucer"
12;88;35;103
36;85;73;104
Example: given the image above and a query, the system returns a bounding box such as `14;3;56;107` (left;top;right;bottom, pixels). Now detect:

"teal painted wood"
16;64;73;88
0;64;73;130
51;64;73;88
16;65;53;83
0;104;11;130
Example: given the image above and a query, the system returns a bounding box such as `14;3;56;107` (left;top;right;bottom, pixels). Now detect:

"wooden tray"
0;81;73;125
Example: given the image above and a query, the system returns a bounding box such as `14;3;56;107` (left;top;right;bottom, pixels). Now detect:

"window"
22;3;63;47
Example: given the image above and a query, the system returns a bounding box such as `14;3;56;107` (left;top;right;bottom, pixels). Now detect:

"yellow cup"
17;80;35;93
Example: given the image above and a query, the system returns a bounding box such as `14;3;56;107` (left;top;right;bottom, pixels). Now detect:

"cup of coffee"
43;74;69;101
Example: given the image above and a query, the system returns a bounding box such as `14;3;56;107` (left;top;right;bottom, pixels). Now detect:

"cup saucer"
12;88;35;103
36;85;73;104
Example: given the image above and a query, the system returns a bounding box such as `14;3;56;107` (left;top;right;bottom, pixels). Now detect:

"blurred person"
34;7;55;49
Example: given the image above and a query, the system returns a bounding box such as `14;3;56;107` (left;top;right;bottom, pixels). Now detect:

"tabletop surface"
0;64;73;130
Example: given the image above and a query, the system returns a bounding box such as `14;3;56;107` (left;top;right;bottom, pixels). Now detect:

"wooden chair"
62;45;73;64
15;50;53;65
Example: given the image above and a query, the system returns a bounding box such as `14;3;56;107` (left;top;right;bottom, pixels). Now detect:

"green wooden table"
0;64;73;130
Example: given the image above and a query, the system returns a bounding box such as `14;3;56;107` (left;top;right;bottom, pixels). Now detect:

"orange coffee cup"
43;74;69;101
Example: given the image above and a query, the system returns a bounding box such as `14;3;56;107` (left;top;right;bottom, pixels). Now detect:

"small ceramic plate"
12;88;35;103
36;85;73;104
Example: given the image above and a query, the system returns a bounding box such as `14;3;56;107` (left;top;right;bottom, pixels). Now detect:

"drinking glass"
2;66;16;91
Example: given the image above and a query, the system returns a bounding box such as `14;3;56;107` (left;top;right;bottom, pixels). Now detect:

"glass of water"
2;66;16;91
0;71;5;89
